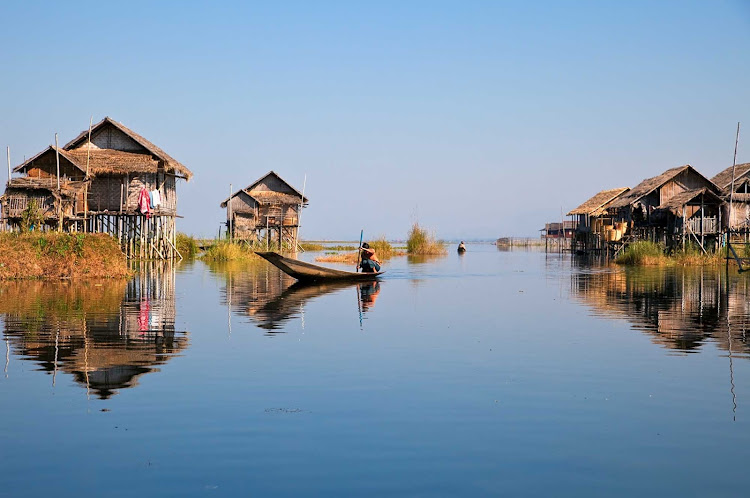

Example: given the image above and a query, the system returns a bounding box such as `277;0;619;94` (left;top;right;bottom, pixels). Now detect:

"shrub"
406;223;447;255
20;200;45;233
369;236;394;258
176;233;199;259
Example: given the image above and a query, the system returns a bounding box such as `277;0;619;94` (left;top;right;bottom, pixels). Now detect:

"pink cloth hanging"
138;188;151;218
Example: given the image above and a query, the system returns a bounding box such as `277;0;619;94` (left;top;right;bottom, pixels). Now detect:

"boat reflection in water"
0;263;188;398
212;259;381;332
571;266;750;356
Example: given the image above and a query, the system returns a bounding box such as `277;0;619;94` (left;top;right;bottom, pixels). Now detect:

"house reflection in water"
570;267;750;356
0;264;187;398
213;260;381;332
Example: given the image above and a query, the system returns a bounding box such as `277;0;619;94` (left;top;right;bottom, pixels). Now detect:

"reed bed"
298;242;325;251
315;236;404;264
616;241;724;266
176;233;199;259
406;223;447;255
201;241;257;262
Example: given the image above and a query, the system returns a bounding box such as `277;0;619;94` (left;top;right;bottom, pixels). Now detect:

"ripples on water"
1;247;749;497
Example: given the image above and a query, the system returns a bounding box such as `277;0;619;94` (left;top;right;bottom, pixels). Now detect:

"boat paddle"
362;228;365;273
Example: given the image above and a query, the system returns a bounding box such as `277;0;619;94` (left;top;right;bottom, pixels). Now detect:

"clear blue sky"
1;0;749;239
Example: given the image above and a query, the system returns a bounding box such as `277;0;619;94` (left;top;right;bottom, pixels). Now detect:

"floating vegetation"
406;223;447;255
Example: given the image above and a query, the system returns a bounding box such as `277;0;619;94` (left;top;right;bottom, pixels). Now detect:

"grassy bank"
406;223;447;255
0;233;130;280
615;241;724;267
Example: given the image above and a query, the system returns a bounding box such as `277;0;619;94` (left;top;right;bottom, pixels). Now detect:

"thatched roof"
13;146;86;174
246;171;308;203
219;189;257;208
567;187;629;216
221;171;309;208
658;188;723;214
64;116;192;180
3;177;88;198
710;162;750;191
608;165;718;209
726;193;750;203
65;149;158;176
248;190;305;205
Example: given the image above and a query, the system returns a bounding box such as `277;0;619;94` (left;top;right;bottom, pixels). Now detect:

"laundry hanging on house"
151;189;162;208
138;187;151;218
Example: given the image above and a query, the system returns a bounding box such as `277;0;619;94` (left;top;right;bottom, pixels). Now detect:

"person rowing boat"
358;242;382;273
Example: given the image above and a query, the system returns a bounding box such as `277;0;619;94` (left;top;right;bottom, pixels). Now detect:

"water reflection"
211;260;381;332
571;267;750;357
0;264;187;398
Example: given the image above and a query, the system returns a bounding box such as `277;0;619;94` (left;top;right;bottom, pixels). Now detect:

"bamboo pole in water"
727;122;741;272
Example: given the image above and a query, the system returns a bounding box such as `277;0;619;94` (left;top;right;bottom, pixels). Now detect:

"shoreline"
0;233;131;280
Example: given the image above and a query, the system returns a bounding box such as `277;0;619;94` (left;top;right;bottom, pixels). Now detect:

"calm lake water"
1;245;749;497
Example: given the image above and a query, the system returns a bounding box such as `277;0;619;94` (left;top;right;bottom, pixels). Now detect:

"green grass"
406;223;447;255
200;241;256;262
176;233;199;259
368;237;393;258
615;241;666;265
298;242;325;251
616;241;724;266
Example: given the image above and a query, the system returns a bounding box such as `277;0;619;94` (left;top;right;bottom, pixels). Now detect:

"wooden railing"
687;216;718;234
4;195;56;218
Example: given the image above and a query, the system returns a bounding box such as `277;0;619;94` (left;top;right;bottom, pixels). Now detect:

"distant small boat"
457;242;467;253
256;252;384;282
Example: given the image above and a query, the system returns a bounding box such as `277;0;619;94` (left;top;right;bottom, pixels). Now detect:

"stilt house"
606;165;723;249
0;117;192;259
220;171;308;248
711;162;750;231
567;187;630;251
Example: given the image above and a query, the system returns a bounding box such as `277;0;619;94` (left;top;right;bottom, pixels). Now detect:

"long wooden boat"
256;252;384;282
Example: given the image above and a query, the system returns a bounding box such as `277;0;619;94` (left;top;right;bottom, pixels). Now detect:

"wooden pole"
6;146;9;186
229;183;233;241
54;133;60;191
85;116;92;178
728;122;741;272
356;229;363;272
294;174;307;251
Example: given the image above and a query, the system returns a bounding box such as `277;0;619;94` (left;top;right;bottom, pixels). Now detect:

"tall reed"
406;223;446;255
201;241;255;262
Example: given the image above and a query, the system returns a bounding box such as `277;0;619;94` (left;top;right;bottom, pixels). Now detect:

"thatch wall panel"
89;127;148;153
